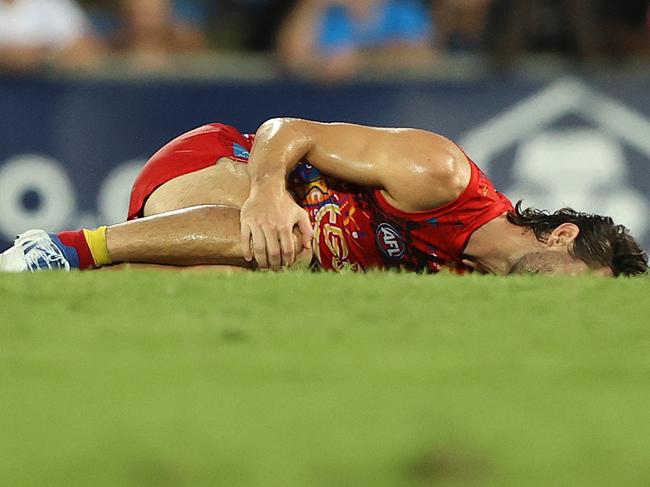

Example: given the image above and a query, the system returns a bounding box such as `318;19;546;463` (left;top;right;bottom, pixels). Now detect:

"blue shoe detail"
4;229;76;271
48;234;80;269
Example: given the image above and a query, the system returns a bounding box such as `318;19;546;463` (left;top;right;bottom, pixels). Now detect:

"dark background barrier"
1;73;649;251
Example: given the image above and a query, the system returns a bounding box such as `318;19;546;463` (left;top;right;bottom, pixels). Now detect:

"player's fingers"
461;259;476;270
251;226;268;269
262;225;282;271
297;214;313;250
279;227;295;268
240;223;253;262
462;259;486;274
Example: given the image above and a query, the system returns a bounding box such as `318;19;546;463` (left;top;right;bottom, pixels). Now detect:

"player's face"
509;251;613;277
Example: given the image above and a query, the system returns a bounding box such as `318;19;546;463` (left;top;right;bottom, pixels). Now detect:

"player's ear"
545;223;580;249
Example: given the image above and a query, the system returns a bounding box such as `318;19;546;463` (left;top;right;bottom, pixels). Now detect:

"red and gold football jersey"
288;159;513;273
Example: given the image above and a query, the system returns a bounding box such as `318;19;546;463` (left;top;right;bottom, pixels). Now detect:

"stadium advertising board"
0;75;648;252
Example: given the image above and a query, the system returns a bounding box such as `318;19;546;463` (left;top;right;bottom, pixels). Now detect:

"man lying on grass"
1;119;647;276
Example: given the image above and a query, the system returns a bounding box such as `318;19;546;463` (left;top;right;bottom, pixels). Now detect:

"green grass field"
1;271;650;487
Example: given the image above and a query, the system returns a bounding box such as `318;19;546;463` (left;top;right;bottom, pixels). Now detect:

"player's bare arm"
240;118;472;269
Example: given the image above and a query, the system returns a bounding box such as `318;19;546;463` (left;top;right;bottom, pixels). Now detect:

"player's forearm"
247;118;312;196
248;118;388;192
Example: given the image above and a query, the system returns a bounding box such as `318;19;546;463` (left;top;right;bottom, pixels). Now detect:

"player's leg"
0;121;255;272
0;205;253;272
102;160;257;268
0;161;251;271
0;123;309;272
106;204;252;268
104;158;310;268
104;204;309;269
0;160;311;271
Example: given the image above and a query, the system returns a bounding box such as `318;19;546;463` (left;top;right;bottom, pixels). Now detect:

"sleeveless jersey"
288;159;513;273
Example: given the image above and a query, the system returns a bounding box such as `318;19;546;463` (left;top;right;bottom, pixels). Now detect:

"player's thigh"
143;157;251;217
141;157;315;267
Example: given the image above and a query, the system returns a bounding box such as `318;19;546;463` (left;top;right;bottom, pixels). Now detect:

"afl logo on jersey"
376;223;406;259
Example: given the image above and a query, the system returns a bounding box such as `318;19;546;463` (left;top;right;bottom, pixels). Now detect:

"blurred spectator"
599;0;650;57
79;0;207;69
210;0;296;50
0;0;102;72
277;0;435;82
483;0;650;63
113;0;206;68
485;0;601;63
433;0;493;53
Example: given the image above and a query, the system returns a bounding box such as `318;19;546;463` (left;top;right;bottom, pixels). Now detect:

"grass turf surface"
1;271;650;487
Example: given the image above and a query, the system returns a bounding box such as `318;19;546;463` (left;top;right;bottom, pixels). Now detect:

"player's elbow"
258;117;304;135
258;117;314;149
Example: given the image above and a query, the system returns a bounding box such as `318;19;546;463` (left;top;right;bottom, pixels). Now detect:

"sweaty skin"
240;118;472;270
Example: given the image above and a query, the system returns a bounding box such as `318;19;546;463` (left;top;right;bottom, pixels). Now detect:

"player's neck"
464;214;544;275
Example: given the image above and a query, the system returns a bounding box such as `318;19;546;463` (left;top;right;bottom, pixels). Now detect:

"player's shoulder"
383;130;472;210
400;129;470;185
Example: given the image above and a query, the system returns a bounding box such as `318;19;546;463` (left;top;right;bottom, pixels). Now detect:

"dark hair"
507;201;648;276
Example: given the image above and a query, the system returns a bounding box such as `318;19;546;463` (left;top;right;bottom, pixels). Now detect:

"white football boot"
0;230;75;272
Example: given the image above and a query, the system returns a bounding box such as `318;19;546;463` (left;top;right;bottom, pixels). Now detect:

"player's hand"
462;258;488;274
240;191;313;270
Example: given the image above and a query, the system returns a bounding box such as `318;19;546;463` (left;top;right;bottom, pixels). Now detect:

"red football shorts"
127;123;253;220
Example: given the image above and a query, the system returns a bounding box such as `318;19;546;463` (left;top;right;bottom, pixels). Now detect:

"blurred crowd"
0;0;648;79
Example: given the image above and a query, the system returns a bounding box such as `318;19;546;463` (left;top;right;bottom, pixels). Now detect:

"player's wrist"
249;174;286;197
